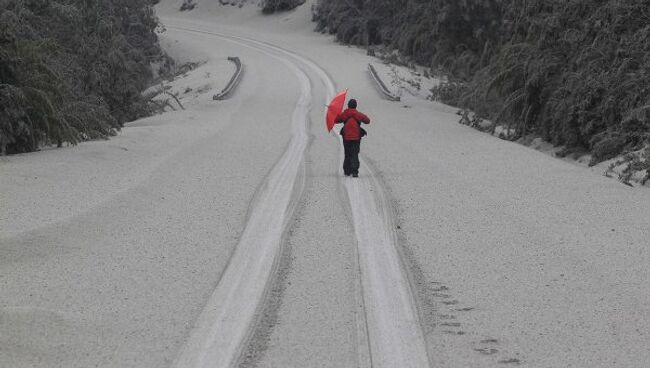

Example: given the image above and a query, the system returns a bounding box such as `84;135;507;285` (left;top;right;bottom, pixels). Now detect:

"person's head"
348;99;357;109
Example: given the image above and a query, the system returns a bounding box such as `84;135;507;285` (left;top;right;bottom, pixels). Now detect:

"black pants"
343;140;361;175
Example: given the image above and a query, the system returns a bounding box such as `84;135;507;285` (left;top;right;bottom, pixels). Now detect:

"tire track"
342;159;431;368
256;36;433;368
166;23;431;368
167;25;312;368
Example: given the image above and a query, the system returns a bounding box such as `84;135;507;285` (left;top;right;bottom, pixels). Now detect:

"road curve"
258;29;432;368
268;38;432;368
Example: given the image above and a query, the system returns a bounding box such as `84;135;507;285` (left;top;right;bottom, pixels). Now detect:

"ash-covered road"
2;1;649;368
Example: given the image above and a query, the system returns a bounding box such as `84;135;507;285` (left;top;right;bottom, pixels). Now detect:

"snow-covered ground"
1;1;649;367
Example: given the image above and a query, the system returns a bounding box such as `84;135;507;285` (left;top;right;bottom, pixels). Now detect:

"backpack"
339;117;367;137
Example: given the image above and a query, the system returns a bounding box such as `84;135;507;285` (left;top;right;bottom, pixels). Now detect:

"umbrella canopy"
326;89;347;132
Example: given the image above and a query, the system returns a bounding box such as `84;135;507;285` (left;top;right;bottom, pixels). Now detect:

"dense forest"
314;0;650;166
0;0;164;155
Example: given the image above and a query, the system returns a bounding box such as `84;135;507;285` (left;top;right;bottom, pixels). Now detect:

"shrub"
260;0;305;14
430;81;468;106
591;136;628;165
180;1;196;11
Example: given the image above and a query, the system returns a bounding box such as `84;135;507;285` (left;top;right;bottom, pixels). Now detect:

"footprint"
442;300;459;305
456;307;474;312
443;330;465;335
498;358;521;365
480;338;498;344
474;348;498;355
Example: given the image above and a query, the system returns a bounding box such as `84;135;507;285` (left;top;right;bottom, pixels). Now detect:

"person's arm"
358;112;370;125
334;111;347;124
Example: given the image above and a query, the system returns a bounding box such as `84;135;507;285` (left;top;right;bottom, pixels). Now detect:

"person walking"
335;99;371;177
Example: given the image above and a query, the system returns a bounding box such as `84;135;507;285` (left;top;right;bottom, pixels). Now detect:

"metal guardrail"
213;57;243;100
368;63;400;102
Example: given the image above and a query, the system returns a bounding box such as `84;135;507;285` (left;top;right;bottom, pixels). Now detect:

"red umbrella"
326;89;347;132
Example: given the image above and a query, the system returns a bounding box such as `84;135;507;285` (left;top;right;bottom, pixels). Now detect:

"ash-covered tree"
314;0;650;163
0;0;164;155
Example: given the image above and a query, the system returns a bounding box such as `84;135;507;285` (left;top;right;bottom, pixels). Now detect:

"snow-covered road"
168;26;314;368
2;1;649;368
163;23;431;368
